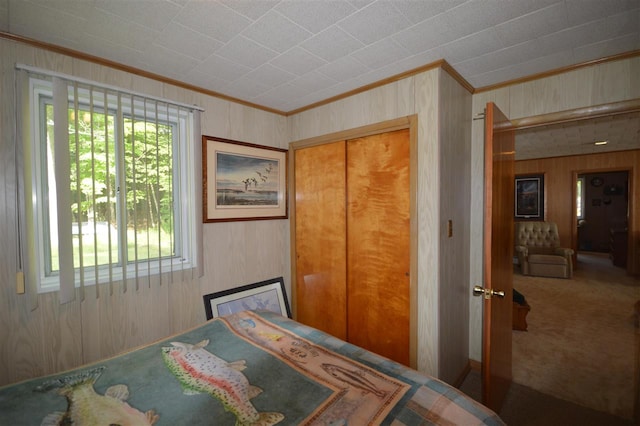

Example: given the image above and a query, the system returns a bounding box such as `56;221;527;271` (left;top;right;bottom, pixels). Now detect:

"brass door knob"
473;285;505;299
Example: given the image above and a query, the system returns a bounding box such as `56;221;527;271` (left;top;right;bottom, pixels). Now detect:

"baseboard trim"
452;362;472;388
453;359;482;388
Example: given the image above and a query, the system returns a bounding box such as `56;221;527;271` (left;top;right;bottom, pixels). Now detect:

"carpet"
460;369;634;426
512;252;639;420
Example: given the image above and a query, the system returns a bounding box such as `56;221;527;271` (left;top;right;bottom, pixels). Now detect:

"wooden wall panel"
79;286;103;364
288;78;415;142
437;71;472;384
167;274;208;333
509;57;640;119
39;291;82;376
413;70;441;376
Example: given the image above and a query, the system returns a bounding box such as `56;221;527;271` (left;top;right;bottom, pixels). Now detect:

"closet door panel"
294;141;347;339
346;129;411;366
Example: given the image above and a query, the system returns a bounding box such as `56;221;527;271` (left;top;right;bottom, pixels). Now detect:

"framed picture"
515;174;544;219
203;277;291;320
203;136;288;222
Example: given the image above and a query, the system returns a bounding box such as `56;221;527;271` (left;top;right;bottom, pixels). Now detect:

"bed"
0;310;504;425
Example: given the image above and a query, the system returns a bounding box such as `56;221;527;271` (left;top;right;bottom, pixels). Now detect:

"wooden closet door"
294;141;347;339
346;129;410;366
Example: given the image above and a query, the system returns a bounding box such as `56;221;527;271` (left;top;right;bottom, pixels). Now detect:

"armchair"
515;221;574;279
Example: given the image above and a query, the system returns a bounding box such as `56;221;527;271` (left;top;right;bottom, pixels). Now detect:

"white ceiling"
1;0;638;159
1;0;638;114
515;111;640;160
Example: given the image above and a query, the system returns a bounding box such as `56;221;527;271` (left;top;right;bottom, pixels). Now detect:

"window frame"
576;176;585;220
27;76;198;293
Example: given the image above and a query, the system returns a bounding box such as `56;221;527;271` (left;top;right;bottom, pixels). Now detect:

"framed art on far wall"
515;174;544;220
203;277;291;320
203;135;288;222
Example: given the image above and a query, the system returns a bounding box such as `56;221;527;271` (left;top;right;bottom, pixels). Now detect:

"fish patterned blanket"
0;310;505;425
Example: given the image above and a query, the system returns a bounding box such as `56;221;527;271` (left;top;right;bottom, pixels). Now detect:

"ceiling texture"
1;0;639;158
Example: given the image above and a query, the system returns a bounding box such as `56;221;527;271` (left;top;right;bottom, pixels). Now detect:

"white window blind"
18;68;203;305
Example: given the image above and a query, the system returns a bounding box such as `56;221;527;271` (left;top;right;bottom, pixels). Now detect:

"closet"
293;129;411;366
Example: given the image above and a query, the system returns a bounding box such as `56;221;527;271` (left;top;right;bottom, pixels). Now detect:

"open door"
475;102;515;411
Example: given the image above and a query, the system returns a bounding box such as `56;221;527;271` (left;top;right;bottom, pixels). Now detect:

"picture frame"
203;136;288;222
203;277;291;320
515;174;544;219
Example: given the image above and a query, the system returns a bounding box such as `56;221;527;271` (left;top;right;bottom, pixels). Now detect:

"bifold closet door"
346;129;410;366
294;141;347;340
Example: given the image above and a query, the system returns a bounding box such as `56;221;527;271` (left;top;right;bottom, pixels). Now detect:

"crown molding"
3;31;638;117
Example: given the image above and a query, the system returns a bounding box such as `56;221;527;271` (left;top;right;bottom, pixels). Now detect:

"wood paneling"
347;130;411;366
516;150;639;275
437;71;473;383
286;59;473;116
413;70;441;376
476;51;640;95
294;141;347;339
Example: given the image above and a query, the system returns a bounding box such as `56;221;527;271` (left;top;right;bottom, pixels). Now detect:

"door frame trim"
289;115;419;369
511;98;640;131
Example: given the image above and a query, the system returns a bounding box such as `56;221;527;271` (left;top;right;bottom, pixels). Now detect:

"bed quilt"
0;310;504;425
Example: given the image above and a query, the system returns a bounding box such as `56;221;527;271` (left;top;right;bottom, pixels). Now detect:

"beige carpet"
512;252;639;420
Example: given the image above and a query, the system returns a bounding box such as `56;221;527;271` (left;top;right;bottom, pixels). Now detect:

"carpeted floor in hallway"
511;252;639;420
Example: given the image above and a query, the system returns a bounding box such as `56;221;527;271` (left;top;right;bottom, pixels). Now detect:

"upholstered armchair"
515;221;574;279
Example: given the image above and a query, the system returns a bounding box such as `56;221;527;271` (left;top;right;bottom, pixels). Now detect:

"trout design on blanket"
34;366;159;425
162;339;284;426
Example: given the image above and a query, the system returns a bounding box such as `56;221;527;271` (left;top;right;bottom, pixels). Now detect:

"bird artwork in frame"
203;136;288;222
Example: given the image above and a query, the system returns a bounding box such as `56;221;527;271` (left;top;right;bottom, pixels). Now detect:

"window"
25;75;199;294
576;177;585;219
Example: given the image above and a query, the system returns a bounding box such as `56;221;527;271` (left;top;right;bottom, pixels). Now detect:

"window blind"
17;67;203;305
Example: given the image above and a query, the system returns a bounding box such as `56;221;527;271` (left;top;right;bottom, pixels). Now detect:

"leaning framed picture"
203;136;288;222
515;174;544;219
203;277;291;320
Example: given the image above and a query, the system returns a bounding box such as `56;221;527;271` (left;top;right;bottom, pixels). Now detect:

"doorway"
577;170;630;267
513;104;638;276
510;105;639;421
